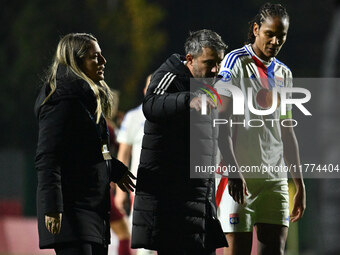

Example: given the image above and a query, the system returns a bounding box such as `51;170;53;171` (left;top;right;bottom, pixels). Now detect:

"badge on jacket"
102;144;112;160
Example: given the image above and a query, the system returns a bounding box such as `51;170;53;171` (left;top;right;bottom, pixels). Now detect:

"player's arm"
281;121;306;222
115;142;133;212
117;143;132;168
217;94;247;204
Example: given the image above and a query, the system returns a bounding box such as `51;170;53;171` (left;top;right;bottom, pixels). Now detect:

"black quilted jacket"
131;54;227;252
35;65;127;248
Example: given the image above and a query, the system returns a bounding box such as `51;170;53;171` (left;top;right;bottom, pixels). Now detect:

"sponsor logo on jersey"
229;213;239;224
220;70;232;82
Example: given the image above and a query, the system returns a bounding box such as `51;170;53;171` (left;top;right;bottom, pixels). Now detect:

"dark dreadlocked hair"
246;3;289;44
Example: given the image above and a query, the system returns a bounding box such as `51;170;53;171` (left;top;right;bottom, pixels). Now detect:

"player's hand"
117;171;136;192
45;212;62;234
189;96;216;112
228;177;248;205
290;185;306;222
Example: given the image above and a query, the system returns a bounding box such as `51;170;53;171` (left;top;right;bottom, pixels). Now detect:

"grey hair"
184;29;228;57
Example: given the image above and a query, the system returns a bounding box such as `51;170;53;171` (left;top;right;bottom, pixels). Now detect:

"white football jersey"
215;44;293;179
117;104;145;177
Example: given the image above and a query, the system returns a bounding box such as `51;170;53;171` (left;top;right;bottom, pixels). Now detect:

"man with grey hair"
131;29;228;254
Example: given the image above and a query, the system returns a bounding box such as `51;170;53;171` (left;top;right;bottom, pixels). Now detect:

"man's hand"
189;96;216;112
45;212;62;234
117;171;136;192
290;184;306;222
228;177;248;205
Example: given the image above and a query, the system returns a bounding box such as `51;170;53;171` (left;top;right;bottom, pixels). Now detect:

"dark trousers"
54;242;108;255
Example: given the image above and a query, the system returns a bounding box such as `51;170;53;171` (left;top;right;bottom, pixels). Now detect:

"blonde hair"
43;33;115;123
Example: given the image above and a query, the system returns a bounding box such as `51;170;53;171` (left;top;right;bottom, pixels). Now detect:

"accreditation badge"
102;144;112;160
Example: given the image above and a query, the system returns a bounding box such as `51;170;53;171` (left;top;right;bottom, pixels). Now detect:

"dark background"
1;0;339;254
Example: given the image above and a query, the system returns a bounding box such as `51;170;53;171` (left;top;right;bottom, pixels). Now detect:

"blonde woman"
34;33;135;255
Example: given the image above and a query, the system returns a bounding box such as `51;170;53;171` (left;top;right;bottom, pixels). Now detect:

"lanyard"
78;100;112;160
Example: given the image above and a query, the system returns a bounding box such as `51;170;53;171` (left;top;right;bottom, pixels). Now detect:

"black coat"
131;54;227;252
34;66;127;249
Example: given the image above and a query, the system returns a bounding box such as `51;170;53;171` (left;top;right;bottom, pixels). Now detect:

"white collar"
246;44;273;67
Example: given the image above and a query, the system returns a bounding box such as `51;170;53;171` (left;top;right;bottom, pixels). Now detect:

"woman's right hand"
45;213;62;234
117;171;136;192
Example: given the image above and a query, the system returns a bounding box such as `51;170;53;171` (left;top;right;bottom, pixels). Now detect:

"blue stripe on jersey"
224;49;248;68
224;49;244;68
274;58;291;71
267;61;276;89
226;50;248;68
228;53;249;70
243;45;252;56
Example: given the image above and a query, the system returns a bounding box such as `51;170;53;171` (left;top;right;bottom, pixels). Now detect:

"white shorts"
216;178;290;233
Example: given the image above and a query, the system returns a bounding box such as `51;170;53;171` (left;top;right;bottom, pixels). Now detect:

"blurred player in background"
115;75;154;255
106;90;132;255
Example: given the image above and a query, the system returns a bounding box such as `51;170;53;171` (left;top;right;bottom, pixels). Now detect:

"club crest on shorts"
229;213;239;224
